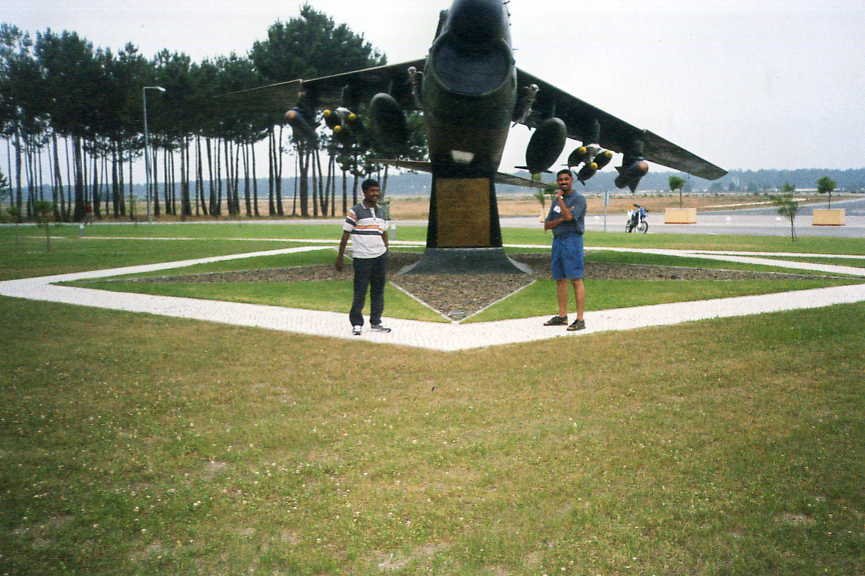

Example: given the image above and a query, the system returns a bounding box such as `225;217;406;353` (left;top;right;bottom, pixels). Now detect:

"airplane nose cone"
448;0;507;45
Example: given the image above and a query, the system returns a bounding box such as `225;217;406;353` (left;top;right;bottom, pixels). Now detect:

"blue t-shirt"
546;191;586;236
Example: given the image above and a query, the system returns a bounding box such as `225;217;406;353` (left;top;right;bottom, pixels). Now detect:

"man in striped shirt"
335;179;391;336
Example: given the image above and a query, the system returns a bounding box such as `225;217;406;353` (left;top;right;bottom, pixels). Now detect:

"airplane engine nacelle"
284;107;318;142
614;159;650;192
368;93;408;154
525;117;567;174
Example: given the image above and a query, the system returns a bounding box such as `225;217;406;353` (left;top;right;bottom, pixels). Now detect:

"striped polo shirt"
343;202;387;259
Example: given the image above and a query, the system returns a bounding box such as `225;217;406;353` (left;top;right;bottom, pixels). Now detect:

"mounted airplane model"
235;0;726;273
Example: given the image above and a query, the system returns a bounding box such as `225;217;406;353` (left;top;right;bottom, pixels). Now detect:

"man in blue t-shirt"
543;169;587;331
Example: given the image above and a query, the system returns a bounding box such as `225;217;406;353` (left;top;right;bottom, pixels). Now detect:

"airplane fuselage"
422;0;516;177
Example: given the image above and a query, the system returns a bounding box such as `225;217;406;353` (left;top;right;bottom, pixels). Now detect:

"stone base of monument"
397;248;532;275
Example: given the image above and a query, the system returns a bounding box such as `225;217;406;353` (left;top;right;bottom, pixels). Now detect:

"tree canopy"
0;5;403;221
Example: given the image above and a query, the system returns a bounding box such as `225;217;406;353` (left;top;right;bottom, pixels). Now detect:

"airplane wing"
374;159;547;190
223;59;427;113
515;68;727;180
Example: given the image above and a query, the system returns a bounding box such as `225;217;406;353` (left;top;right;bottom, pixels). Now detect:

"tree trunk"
110;143;119;217
215;138;222;216
233;141;241;216
311;147;319;218
49;135;62;220
195;135;204;216
331;156;336;216
207;137;215;216
342;168;348;215
152;146;161;217
251;141;259;217
128;146;135;220
72;135;85;221
168;147;177;216
91;148;101;219
227;140;234;216
14;130;23;217
276;125;285;216
64;136;73;220
243;142;251;217
267;129;276;216
24;140;34;218
180;137;189;218
298;143;310;217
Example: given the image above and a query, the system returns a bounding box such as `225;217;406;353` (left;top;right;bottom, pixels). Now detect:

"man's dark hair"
556;168;573;178
361;178;380;192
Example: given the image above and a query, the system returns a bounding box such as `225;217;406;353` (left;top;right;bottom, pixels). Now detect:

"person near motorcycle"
630;204;647;228
627;204;649;233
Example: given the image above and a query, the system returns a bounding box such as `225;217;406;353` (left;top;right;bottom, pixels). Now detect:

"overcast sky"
4;0;865;173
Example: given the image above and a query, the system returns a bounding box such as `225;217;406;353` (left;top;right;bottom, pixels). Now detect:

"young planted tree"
816;176;837;208
772;183;799;241
33;199;54;251
668;174;686;208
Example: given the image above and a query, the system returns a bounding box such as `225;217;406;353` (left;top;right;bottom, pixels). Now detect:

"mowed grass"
468;277;857;322
582;250;860;277
0;233;304;281
1;297;863;575
102;247;340;280
75;278;446;323
760;255;865;268
9;222;865;256
66;249;862;322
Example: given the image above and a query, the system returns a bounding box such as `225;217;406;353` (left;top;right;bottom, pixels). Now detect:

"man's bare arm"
335;231;350;271
544;194;574;230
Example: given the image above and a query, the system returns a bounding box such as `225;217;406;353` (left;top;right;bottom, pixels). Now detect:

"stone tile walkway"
2;244;864;352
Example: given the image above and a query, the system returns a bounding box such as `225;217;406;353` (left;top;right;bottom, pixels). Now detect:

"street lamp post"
142;86;166;224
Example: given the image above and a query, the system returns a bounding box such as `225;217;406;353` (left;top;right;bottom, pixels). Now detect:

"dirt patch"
202;460;228;480
120;252;831;321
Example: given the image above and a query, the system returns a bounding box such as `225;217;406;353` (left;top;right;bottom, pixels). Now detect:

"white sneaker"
370;324;392;333
352;326;362;336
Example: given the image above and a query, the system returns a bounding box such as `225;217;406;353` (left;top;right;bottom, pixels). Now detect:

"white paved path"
2;245;864;352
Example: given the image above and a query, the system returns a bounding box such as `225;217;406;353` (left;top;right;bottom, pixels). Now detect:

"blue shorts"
551;234;584;280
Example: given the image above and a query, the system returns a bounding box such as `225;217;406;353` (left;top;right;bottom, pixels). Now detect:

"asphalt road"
707;196;865;217
499;198;865;238
9;198;863;239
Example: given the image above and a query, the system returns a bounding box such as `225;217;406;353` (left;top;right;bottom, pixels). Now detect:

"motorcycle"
625;207;649;233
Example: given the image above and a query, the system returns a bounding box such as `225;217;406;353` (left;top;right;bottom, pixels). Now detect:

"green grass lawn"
0;235;305;281
468;277;858;322
102;247;339;280
582;250;860;276
2;222;864;574
65;249;862;322
6;222;864;255
74;278;446;323
1;296;863;575
760;255;865;268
